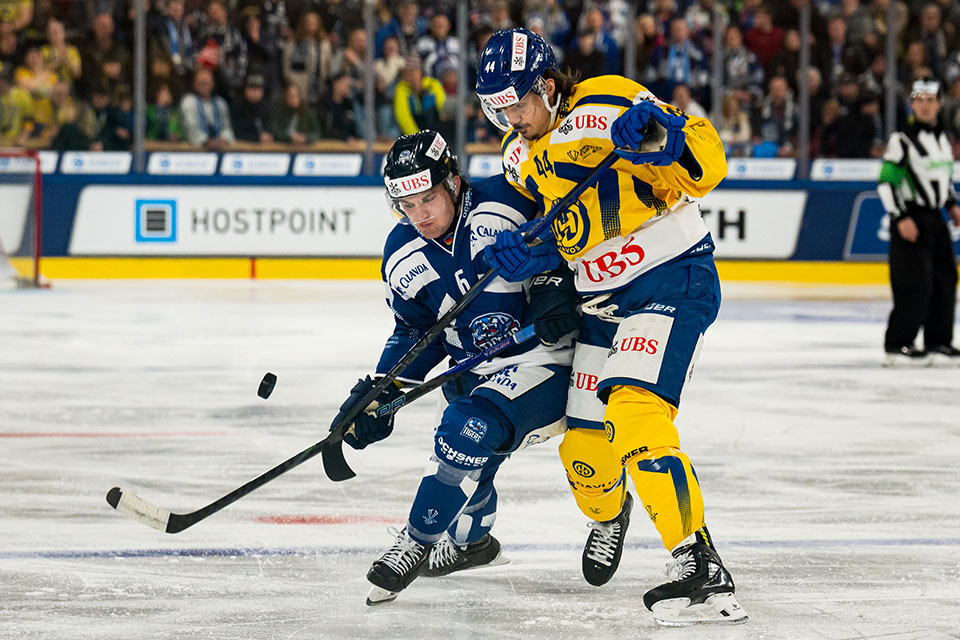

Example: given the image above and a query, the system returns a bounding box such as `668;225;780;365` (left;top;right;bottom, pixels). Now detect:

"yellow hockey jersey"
499;75;727;292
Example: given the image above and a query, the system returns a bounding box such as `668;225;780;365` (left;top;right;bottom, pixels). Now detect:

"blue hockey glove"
332;375;404;450
530;267;580;346
611;100;686;167
482;219;563;283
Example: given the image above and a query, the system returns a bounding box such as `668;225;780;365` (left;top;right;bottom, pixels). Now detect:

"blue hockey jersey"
376;174;573;383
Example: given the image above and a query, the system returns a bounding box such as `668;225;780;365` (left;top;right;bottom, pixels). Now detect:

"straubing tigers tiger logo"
469;312;520;350
552;198;590;256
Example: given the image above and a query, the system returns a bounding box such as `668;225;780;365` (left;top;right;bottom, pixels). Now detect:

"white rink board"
1;280;958;640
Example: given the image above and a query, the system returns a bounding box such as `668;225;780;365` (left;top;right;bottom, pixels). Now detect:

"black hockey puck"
258;372;277;399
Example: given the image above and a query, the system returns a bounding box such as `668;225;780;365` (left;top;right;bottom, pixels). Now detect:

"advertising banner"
70;185;395;255
844;192;960;260
698;190;807;259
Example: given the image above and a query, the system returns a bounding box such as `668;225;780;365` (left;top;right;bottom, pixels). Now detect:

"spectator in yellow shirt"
0;0;33;32
40;18;80;87
15;45;55;132
392;54;448;137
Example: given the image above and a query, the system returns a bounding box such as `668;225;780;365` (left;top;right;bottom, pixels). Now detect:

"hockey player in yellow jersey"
476;29;746;626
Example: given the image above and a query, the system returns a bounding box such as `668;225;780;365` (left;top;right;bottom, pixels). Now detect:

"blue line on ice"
2;537;958;560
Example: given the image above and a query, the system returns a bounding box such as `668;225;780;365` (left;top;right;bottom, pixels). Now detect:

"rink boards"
3;153;960;282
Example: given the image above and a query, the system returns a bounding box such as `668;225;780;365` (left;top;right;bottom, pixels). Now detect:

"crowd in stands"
0;0;957;158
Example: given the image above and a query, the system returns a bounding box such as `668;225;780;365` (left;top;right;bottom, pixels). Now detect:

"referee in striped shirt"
877;78;960;366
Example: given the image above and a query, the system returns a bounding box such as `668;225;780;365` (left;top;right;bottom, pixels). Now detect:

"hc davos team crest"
572;460;595;477
552;199;590;256
470;312;520;350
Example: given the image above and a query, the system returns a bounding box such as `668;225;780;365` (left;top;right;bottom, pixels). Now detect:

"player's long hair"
546;67;582;103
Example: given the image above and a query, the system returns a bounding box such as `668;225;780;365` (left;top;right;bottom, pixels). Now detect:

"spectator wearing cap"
179;66;234;149
393;53;447;137
374;0;425;58
230;72;271;142
415;12;460;80
282;10;332;108
321;71;359;141
269;82;319;145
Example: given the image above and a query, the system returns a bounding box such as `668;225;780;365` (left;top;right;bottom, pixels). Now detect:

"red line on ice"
256;515;405;525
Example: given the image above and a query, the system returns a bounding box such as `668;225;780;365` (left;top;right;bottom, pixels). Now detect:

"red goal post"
0;148;44;288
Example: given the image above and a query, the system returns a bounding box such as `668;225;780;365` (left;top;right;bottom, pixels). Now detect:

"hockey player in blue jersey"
331;130;574;605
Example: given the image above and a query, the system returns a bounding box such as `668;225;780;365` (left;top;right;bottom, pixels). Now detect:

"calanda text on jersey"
500;75;727;293
376;174;573;383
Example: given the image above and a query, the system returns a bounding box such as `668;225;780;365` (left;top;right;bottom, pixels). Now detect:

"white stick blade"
107;487;172;532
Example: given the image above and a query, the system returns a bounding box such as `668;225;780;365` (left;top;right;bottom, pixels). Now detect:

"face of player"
912;93;940;125
396;179;459;239
498;79;556;142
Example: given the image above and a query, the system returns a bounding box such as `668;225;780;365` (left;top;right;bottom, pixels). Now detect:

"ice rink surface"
1;279;958;640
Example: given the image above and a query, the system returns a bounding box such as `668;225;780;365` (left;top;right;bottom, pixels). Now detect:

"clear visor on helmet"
479;76;548;132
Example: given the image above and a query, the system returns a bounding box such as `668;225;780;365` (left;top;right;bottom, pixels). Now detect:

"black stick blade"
321;441;356;481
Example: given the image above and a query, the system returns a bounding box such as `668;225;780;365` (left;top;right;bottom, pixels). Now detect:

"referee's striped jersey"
877;121;957;221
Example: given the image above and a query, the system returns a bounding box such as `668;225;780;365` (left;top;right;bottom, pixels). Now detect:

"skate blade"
365;585;400;606
423;552;510;578
928;353;960;367
651;593;748;627
883;355;932;368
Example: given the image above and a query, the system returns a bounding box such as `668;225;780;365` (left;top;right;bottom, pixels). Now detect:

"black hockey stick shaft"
105;326;538;534
321;151;619;481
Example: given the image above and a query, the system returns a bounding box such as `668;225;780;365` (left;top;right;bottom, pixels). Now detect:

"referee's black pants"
885;207;958;351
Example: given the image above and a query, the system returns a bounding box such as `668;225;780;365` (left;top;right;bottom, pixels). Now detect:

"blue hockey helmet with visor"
475;28;559;132
383;130;460;226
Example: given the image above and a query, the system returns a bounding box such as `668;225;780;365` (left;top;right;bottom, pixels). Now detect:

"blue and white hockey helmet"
475;28;558;131
383;130;460;224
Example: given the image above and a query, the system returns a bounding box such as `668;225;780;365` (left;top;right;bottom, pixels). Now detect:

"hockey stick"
320;150;620;481
105;325;538;534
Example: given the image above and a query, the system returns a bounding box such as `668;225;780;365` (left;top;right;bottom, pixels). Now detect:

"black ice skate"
365;528;431;605
421;533;508;577
642;528;747;626
927;344;960;366
582;492;633;586
883;346;931;368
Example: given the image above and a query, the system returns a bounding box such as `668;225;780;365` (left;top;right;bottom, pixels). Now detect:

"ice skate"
365;528;431;606
421;533;508;577
582;492;633;586
927;345;960;366
643;530;747;626
883;346;932;367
